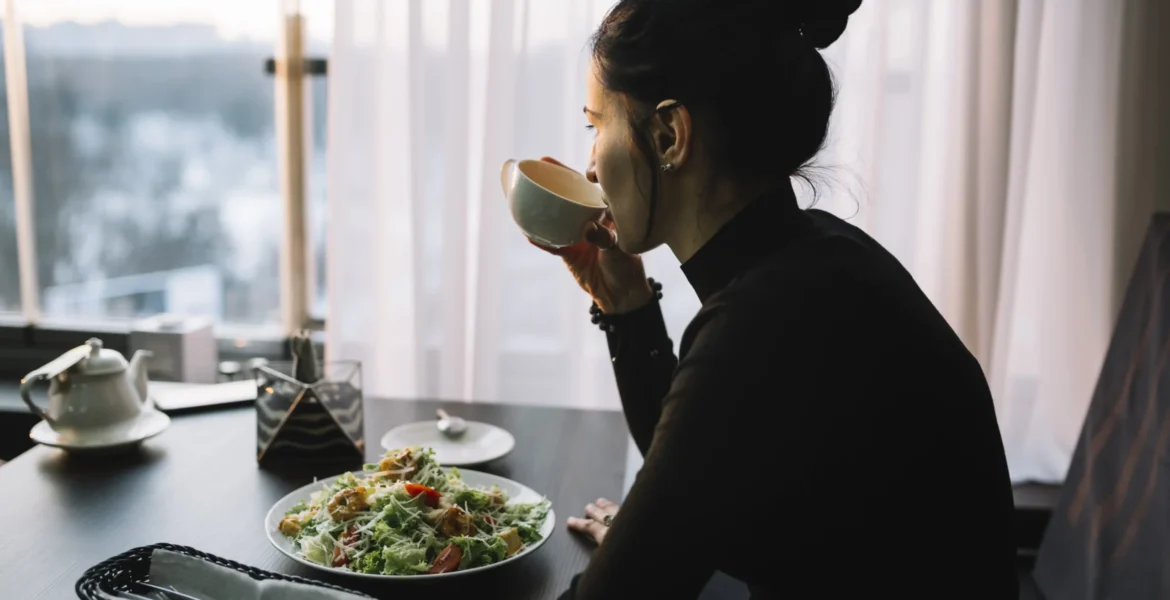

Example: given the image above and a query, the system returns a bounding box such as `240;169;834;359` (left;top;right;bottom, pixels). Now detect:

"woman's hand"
566;497;619;545
531;157;653;315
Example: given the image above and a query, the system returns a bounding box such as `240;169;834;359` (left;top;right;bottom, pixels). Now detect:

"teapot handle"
20;374;53;424
20;344;93;424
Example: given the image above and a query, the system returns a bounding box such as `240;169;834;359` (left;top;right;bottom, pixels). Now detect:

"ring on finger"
603;514;613;527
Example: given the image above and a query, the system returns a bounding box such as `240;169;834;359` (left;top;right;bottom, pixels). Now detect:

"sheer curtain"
327;0;1170;483
326;0;631;410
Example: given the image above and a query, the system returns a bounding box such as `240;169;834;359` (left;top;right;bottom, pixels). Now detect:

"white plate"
380;421;516;466
29;408;170;453
264;469;555;580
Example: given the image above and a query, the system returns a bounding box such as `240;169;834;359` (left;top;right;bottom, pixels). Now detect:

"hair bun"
796;0;862;49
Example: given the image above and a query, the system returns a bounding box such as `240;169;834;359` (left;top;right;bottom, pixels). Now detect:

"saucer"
380;420;515;466
30;409;171;453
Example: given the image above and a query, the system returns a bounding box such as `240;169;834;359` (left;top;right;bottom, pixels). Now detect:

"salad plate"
265;447;554;580
379;420;515;466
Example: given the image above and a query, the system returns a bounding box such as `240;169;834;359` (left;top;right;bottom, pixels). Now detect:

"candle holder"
254;360;363;464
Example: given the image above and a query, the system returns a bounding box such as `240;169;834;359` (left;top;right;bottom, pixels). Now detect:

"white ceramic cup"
501;159;608;248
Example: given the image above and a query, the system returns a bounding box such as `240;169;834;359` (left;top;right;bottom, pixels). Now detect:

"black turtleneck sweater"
562;185;1018;599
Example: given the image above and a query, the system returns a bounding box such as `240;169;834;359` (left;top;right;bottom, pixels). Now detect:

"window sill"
0;321;318;381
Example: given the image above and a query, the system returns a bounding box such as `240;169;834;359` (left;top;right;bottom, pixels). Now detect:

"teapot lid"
77;338;128;376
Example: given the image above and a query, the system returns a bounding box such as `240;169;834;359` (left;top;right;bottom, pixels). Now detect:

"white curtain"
326;0;639;410
327;0;1170;483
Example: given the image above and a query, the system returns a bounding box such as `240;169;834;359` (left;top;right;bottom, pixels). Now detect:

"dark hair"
591;0;862;239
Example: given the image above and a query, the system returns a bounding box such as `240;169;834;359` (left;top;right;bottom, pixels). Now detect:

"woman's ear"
649;100;692;169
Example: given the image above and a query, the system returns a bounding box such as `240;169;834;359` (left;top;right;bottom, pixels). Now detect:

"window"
302;1;330;320
0;25;18;316
0;0;329;344
21;0;286;327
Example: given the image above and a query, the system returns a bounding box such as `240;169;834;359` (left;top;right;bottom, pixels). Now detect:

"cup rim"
515;159;608;209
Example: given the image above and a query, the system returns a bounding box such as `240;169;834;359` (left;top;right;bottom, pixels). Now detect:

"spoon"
436;408;468;439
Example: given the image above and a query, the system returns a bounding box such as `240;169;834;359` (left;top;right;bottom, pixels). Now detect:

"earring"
660;163;675;173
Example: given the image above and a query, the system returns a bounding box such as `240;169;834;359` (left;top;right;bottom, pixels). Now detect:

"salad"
277;446;551;575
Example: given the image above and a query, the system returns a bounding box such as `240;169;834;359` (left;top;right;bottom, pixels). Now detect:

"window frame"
0;3;328;374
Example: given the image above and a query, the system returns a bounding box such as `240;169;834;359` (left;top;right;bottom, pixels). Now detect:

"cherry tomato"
404;483;441;508
428;544;463;574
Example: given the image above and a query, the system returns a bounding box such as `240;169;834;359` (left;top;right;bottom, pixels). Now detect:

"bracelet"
589;278;664;332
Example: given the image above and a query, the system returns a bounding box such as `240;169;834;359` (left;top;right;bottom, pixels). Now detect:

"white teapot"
21;338;153;434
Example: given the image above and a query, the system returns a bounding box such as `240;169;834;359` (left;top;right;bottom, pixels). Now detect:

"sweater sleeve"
603;299;677;457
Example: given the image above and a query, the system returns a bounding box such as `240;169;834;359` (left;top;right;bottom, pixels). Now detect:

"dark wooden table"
0;399;630;600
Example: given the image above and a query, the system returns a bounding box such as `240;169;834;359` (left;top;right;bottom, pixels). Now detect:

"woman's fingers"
526;221;612;255
584;502;612;523
583;221;617;250
567;516;608;545
570;498;619;545
594;497;618;510
540;156;571;170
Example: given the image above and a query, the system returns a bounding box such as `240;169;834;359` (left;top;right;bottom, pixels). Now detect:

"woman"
540;1;1018;598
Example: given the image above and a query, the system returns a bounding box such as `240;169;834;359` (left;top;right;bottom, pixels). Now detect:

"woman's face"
584;60;656;254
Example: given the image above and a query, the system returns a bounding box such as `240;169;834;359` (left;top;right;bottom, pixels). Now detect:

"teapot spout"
128;350;153;402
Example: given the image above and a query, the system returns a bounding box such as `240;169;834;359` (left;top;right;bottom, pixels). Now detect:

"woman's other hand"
531;157;653;315
566;497;619;545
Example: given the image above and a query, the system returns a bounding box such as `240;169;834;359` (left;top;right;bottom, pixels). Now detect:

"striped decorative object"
254;361;364;464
